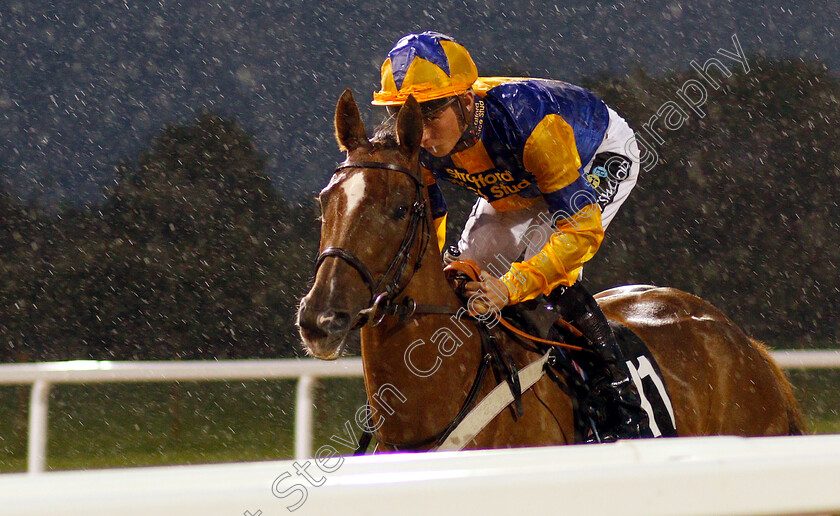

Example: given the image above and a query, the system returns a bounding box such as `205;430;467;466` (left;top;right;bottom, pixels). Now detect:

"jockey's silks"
422;77;610;303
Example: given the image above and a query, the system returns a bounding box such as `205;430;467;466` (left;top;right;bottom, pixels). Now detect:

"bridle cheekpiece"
314;159;431;328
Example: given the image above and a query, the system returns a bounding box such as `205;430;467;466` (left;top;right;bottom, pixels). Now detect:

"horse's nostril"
316;310;352;333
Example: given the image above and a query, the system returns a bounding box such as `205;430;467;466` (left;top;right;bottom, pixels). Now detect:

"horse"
296;89;804;451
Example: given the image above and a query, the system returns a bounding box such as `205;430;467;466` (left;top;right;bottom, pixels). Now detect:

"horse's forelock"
372;117;399;150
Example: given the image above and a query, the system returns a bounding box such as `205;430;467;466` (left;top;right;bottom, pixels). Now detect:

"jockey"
372;31;649;441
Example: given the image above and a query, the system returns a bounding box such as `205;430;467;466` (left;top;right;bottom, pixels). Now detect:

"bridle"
314;159;432;329
314;157;490;452
314;161;586;455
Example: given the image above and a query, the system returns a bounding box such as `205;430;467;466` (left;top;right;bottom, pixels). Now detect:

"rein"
443;260;585;352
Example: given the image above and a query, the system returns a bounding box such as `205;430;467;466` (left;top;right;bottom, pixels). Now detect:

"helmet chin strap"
450;94;481;154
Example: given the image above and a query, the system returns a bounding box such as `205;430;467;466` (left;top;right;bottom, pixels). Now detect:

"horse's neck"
360;240;486;447
365;238;469;352
401;242;460;307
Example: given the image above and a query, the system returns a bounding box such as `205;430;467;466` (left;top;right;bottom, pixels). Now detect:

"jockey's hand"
463;272;511;315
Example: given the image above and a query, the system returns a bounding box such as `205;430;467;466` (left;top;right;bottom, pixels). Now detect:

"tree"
0;113;319;361
90;112;310;359
582;57;840;346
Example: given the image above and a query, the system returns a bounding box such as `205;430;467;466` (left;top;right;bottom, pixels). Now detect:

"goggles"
386;95;460;119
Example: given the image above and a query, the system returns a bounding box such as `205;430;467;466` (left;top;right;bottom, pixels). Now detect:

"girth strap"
436;350;553;451
482;324;524;419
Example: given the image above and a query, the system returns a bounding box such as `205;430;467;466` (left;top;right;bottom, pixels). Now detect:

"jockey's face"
421;92;474;157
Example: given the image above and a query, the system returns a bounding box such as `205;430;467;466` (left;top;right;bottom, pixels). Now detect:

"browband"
334;160;421;184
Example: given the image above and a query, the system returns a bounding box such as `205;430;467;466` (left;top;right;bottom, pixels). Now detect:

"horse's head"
297;89;426;359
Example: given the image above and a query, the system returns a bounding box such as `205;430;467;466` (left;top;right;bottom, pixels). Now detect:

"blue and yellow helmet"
372;32;478;106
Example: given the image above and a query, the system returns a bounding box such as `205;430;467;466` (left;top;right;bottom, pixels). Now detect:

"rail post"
27;380;51;474
295;375;315;459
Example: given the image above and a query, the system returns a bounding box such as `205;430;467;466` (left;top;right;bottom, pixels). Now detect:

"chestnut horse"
297;89;804;451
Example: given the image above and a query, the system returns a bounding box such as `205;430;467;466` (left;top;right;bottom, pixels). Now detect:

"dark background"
1;0;838;361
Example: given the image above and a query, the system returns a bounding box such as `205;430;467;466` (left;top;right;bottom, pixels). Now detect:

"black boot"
549;282;652;441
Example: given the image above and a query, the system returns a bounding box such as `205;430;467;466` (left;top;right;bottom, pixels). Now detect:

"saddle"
443;259;677;442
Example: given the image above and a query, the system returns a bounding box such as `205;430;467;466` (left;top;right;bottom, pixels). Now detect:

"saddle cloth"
553;320;678;440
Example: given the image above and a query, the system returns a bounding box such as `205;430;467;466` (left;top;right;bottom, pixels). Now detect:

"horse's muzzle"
297;299;353;359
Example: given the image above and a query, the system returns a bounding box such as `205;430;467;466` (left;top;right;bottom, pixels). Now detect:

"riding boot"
549;282;653;441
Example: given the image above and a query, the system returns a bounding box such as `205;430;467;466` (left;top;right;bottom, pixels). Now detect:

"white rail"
0;350;837;473
0;358;363;473
2;435;840;515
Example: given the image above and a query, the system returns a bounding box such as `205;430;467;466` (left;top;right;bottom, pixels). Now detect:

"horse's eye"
392;205;409;221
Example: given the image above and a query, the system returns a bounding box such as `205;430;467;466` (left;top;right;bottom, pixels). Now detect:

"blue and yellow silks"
423;77;610;303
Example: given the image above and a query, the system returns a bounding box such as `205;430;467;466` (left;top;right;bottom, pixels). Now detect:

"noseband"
314;160;431;327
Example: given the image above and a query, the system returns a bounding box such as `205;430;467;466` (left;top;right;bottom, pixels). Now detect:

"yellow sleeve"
496;112;601;304
501;205;604;304
423;166;448;252
433;213;447;252
522;114;582;196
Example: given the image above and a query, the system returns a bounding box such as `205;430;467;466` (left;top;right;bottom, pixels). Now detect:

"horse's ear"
396;95;423;154
335;89;369;152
